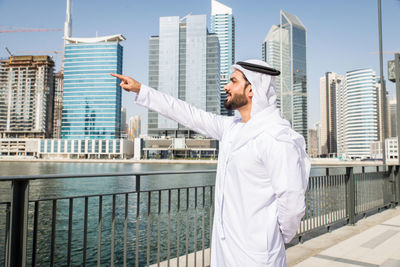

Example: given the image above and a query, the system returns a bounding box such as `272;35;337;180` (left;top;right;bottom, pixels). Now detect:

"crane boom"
0;28;62;33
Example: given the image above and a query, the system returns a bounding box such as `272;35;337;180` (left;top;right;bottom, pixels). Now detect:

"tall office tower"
211;0;235;116
52;71;64;138
128;116;141;140
389;98;397;137
336;68;379;159
148;15;220;137
320;72;344;157
263;10;308;145
62;35;125;139
0;55;55;138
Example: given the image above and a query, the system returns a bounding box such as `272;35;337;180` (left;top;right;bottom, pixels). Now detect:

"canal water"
0;161;218;266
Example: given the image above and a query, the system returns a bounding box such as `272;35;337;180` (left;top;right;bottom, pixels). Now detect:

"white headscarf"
230;59;278;117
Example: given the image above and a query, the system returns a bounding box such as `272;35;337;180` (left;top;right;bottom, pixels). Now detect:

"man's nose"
224;84;229;92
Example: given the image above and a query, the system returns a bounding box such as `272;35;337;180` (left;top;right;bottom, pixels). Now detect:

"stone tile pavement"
287;207;400;267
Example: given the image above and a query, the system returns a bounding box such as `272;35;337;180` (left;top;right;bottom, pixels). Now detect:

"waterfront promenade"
287;206;400;267
1;161;399;266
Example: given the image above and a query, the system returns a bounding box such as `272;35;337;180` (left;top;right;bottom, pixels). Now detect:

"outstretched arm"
111;73;228;141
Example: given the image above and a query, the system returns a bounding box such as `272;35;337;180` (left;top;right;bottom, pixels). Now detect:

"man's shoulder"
257;128;298;150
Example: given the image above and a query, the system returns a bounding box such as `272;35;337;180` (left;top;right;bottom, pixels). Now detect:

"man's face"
224;70;252;110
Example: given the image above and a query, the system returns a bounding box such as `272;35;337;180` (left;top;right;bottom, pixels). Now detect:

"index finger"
110;73;126;80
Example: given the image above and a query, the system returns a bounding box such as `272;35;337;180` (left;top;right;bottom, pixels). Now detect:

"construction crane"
370;51;399;55
15;50;62;55
5;47;13;56
0;28;62;34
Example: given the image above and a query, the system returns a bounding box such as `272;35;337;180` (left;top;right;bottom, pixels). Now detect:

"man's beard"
224;90;248;110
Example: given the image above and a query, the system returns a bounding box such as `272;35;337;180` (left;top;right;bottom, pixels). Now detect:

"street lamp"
378;0;387;165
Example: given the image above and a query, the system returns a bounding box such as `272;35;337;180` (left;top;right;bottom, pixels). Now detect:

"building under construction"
52;71;64;139
0;55;55;138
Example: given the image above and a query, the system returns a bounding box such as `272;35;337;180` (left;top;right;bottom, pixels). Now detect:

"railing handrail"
0;169;217;181
0;164;390;182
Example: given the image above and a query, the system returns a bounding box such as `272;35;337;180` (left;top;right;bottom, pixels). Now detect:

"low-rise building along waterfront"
38;139;133;159
370;137;398;162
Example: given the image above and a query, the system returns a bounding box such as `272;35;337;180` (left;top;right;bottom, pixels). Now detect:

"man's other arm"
265;140;309;243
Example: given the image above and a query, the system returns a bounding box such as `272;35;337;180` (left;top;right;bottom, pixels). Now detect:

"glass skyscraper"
337;68;379;159
263;10;308;145
211;0;235;116
148;15;220;137
62;35;124;139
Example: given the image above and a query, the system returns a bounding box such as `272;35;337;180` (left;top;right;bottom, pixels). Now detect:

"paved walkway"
287;207;400;267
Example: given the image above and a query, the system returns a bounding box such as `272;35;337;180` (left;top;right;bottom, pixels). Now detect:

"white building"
38;139;133;159
370;137;398;162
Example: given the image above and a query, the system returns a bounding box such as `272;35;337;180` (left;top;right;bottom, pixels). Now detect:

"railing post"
389;166;396;208
4;203;10;267
395;165;400;206
345;167;355;225
8;180;29;267
135;175;141;267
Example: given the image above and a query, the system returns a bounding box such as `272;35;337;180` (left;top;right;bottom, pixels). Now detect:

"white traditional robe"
134;60;310;267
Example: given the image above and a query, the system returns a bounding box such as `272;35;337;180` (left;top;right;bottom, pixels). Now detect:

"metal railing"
0;165;399;266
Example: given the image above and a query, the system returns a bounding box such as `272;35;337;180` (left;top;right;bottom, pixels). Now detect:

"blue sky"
1;0;399;131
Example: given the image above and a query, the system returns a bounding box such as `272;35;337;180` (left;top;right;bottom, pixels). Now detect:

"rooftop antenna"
64;0;72;44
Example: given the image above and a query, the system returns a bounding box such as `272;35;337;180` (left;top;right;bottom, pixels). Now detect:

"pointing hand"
110;73;141;93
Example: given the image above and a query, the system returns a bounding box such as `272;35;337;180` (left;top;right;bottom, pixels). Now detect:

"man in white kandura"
111;59;310;267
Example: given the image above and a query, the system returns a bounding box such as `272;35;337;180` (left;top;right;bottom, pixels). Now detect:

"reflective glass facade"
148;15;220;136
263;10;308;146
62;41;123;139
337;69;379;159
211;0;235;116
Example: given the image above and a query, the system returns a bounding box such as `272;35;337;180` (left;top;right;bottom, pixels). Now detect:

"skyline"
1;0;400;132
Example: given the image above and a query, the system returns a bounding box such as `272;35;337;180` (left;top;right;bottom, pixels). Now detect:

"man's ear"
247;85;253;97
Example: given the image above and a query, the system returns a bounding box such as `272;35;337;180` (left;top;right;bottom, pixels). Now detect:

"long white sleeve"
135;84;229;141
265;140;308;243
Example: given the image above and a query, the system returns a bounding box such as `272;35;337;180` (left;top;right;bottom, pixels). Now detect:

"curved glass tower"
263;10;308;146
337;68;379;159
